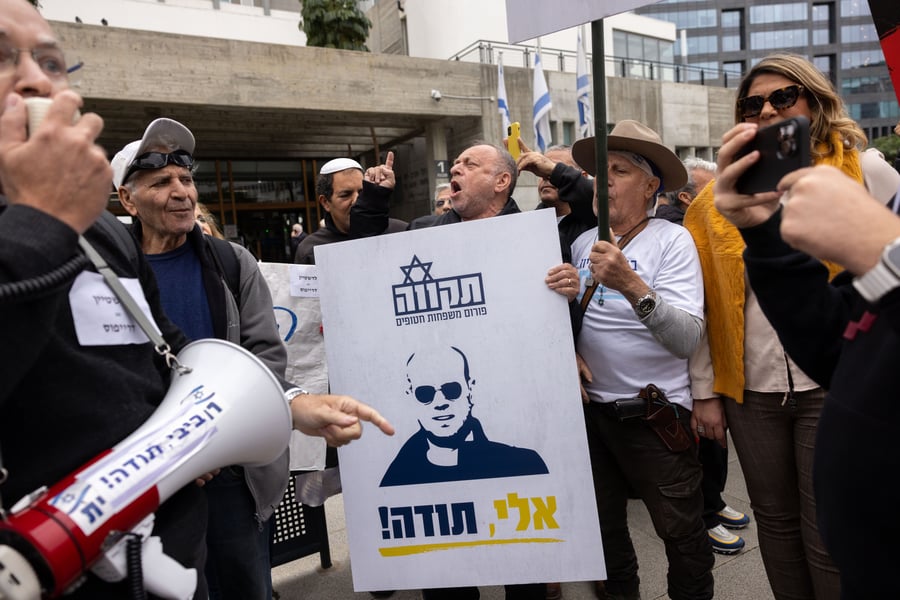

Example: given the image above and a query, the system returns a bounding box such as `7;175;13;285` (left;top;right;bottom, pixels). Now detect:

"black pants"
698;437;728;529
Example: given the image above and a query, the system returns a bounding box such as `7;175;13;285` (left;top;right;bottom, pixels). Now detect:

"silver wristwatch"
633;290;658;319
285;387;309;406
853;236;900;303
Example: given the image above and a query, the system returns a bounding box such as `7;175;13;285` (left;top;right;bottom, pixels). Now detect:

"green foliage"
299;0;371;52
869;132;900;165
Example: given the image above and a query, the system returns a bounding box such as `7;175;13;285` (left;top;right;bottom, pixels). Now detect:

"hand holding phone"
734;116;811;194
507;122;521;160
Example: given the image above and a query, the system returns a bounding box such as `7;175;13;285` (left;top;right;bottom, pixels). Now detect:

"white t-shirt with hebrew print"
571;218;703;410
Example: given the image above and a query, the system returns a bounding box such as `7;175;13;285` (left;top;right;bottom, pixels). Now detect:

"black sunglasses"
737;85;804;119
414;382;463;404
122;150;194;184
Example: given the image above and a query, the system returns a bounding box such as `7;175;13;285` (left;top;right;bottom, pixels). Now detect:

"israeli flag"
497;55;511;134
532;52;552;153
576;30;593;139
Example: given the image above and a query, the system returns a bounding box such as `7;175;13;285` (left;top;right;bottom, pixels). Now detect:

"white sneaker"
708;524;745;555
717;505;751;529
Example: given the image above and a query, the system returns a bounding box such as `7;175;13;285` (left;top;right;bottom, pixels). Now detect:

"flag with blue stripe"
576;30;593;139
498;56;511;135
532;52;552;152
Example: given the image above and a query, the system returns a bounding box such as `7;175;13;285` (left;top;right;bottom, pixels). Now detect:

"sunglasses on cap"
737;85;804;119
123;150;194;184
414;382;463;404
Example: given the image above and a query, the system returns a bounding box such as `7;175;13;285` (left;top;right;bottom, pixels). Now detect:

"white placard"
317;210;605;592
258;262;327;471
505;0;663;43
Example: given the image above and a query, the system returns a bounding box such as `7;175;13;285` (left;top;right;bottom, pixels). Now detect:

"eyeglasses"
414;382;463;404
0;43;68;81
122;150;194;184
737;85;804;119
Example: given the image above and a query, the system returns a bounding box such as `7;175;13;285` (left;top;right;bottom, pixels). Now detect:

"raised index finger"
384;151;395;170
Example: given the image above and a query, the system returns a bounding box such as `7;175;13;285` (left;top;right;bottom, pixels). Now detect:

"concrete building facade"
39;1;735;261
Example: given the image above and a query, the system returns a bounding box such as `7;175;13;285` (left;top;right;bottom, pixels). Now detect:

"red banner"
869;0;900;103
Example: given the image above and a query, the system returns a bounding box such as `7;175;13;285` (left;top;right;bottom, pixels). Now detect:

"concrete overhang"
53;22;491;160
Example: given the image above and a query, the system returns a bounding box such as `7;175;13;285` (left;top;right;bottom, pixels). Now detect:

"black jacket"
0;202;206;597
295;181;408;264
741;209;900;594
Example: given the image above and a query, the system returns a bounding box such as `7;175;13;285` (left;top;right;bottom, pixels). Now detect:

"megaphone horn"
0;339;292;598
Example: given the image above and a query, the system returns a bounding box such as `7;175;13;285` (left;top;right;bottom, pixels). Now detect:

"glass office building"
634;0;898;140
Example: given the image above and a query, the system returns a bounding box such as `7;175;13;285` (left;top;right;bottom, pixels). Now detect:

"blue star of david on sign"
400;255;434;284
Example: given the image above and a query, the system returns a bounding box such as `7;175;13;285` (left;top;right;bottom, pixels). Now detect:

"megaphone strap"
77;236;183;371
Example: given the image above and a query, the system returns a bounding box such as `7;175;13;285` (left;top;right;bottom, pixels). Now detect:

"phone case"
735;116;811;195
507;122;521;159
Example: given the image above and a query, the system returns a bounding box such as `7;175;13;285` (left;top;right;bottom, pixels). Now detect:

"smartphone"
735;116;811;195
507;122;521;160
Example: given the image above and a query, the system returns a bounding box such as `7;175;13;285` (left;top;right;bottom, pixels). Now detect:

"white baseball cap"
111;118;195;189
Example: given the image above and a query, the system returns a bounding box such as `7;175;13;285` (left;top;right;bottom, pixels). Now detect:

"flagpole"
591;19;610;241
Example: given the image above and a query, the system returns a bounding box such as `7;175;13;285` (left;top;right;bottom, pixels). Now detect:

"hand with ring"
545;263;580;302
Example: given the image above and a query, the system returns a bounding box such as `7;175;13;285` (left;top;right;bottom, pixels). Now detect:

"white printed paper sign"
317;210;605;591
258;262;327;471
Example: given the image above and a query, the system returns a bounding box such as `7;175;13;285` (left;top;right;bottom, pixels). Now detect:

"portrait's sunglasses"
737;85;804;119
122;150;194;184
414;382;463;404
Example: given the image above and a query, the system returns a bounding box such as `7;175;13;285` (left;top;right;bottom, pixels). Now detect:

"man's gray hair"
434;182;451;204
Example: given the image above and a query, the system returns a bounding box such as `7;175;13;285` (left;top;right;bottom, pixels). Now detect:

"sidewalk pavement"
272;440;773;599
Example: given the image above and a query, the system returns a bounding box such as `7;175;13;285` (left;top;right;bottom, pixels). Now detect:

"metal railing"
451;40;738;88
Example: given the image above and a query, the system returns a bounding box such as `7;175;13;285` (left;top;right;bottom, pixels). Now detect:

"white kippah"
320;157;363;175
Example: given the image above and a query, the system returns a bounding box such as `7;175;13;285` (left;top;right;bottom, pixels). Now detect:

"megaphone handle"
140;537;196;600
0;544;41;600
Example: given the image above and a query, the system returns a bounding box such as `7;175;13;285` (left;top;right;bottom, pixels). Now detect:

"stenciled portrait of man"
380;345;548;487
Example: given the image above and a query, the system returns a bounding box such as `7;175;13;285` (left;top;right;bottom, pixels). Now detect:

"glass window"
651;9;716;29
841;24;878;44
685;61;718;82
686;35;718;55
749;3;807;23
812;3;832;21
721;9;742;28
749;29;808;50
614;30;628;59
841;49;887;69
812;28;832;45
643;37;661;62
840;0;870;17
813;55;834;80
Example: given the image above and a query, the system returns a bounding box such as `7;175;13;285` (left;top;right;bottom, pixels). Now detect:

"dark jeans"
422;584;546;599
698;437;728;529
205;466;273;600
583;402;714;600
724;390;840;600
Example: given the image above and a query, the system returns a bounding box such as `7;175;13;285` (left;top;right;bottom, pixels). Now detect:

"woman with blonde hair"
685;53;895;600
195;202;225;239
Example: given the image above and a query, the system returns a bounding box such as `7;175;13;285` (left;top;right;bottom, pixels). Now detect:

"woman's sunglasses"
737;85;804;119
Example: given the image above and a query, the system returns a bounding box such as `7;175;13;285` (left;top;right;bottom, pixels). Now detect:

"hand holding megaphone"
0;92;108;235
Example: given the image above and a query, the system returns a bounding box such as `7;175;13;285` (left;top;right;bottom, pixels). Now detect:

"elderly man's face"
321;168;363;234
599;153;659;229
120;158;198;239
0;0;70;103
407;348;472;440
449;145;507;220
434;188;452;215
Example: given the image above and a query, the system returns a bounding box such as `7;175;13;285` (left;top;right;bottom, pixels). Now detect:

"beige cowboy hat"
572;119;688;193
